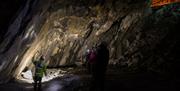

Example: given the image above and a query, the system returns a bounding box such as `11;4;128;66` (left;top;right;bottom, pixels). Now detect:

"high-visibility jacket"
32;60;47;78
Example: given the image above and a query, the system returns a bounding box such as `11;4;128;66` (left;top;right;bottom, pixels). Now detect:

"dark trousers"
33;76;42;91
90;66;105;91
87;63;93;74
90;75;105;91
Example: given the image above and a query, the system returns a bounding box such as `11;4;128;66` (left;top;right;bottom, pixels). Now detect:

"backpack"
88;50;97;64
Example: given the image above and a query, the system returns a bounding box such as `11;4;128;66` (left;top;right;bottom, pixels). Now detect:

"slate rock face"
0;0;25;43
0;0;179;83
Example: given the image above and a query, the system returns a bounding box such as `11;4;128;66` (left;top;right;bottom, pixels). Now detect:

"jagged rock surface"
0;0;179;83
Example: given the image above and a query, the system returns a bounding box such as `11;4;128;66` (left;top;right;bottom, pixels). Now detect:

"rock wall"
0;0;25;43
0;0;179;83
0;0;51;83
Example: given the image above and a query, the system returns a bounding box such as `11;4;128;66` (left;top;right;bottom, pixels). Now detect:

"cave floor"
0;67;179;91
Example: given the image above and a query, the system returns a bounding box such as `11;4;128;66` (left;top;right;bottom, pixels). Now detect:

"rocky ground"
0;65;180;91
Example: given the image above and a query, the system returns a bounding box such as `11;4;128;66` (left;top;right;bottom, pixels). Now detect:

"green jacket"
32;59;47;78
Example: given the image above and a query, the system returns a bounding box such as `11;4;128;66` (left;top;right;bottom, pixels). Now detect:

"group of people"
84;41;109;91
31;41;109;91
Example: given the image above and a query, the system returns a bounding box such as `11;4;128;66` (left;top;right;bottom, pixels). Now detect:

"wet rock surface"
0;67;180;91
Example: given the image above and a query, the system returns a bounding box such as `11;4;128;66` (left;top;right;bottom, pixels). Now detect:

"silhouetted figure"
87;47;98;74
84;48;91;72
91;41;109;91
32;56;47;91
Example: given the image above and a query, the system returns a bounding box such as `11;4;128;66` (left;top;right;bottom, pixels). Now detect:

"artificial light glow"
151;0;179;7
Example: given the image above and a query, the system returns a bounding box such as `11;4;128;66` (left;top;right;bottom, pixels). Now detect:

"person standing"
32;56;47;91
91;41;109;91
87;46;98;74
